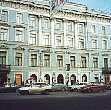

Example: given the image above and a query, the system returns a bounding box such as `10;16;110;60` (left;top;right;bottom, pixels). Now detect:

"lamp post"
38;50;43;82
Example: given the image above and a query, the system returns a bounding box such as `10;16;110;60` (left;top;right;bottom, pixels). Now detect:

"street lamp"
38;50;43;82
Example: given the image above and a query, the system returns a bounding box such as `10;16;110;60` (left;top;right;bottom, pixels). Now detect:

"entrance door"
15;74;22;86
105;74;110;84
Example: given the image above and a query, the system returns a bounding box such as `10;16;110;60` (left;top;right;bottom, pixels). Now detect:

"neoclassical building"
0;0;111;86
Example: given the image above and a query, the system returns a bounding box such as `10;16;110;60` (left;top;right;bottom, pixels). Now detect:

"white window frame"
0;28;8;41
16;13;23;25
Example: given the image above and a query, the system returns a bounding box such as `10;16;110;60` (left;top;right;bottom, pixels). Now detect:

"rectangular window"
57;55;63;67
79;39;84;49
31;54;37;67
81;56;87;68
68;36;74;47
43;18;49;29
92;25;96;33
0;51;6;64
56;35;62;47
29;33;36;45
44;35;50;46
0;28;8;41
55;20;61;30
44;54;50;67
102;40;107;49
16;30;24;42
67;21;73;32
0;10;8;22
15;52;22;66
70;56;75;68
29;15;36;28
92;39;97;48
78;24;84;33
16;13;23;24
93;57;98;68
102;26;106;35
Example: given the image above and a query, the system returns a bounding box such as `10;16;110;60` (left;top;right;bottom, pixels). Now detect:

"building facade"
0;0;111;86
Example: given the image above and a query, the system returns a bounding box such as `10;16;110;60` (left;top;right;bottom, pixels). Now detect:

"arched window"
70;74;76;85
82;74;87;82
57;74;64;84
44;74;50;84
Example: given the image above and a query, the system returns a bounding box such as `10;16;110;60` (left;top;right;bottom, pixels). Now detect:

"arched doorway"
70;74;76;85
57;74;64;84
44;74;50;84
30;74;37;82
82;74;87;82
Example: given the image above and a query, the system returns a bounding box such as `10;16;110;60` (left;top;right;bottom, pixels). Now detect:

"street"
0;91;111;110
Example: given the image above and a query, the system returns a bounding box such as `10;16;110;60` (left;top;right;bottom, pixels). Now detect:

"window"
0;51;6;64
68;36;74;47
57;55;63;67
43;18;49;29
56;35;62;47
104;58;108;68
0;10;8;22
93;57;98;68
44;54;50;67
55;20;62;30
102;26;106;35
44;35;50;46
29;15;36;28
92;39;97;49
70;56;75;68
67;21;73;32
29;33;36;45
0;28;8;41
15;52;22;66
31;54;37;67
78;24;84;33
16;13;23;25
92;25;96;33
102;40;107;49
16;30;24;42
81;56;87;68
79;38;84;49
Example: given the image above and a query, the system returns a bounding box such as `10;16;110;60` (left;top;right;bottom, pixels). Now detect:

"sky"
69;0;111;12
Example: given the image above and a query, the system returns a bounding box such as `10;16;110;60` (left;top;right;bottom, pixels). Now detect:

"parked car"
51;83;68;92
16;82;52;95
69;82;88;92
80;83;106;93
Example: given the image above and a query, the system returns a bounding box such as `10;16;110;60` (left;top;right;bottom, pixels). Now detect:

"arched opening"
70;74;76;85
30;74;37;82
82;74;87;82
57;74;64;84
44;74;50;84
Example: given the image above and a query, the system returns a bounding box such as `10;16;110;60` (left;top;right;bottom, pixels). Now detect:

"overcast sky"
69;0;111;11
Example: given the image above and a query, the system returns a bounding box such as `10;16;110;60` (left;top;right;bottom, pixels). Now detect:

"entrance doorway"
30;74;37;82
15;74;22;86
44;74;50;84
70;74;76;85
57;74;64;84
82;74;87;82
